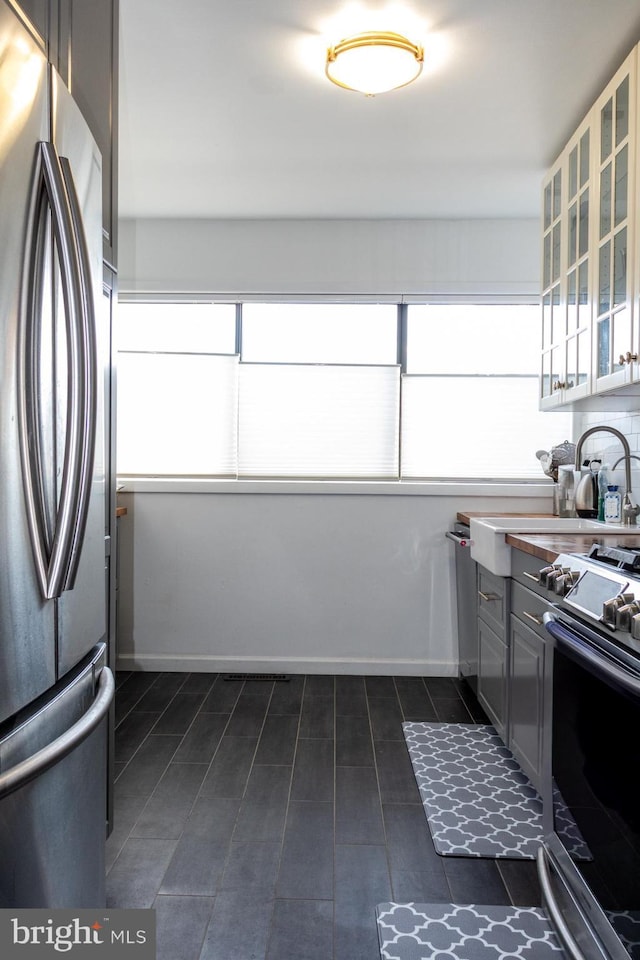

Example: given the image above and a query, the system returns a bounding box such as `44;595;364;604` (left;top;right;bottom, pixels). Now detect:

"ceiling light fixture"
326;31;424;95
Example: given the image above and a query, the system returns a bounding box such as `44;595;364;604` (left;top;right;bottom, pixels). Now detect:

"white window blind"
238;363;400;478
401;303;572;479
117;352;239;476
117;302;236;353
241;303;397;364
116;300;568;482
401;376;571;479
406;304;540;374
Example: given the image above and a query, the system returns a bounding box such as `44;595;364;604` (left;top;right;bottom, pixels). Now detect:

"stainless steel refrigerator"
0;0;114;908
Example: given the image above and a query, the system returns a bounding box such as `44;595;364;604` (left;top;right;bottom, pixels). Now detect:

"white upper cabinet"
593;52;637;394
540;46;640;410
541;112;593;408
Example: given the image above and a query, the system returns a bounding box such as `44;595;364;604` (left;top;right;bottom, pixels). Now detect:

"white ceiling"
118;0;640;221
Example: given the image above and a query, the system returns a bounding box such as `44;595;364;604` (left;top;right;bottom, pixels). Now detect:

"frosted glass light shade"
326;31;423;95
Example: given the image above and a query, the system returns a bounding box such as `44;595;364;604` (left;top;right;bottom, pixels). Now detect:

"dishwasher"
446;521;478;694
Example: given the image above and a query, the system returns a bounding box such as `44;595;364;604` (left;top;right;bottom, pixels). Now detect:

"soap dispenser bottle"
604;485;622;523
598;463;610;521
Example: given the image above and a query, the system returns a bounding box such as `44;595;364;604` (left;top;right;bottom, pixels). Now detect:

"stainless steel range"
543;542;640;650
540;542;640;960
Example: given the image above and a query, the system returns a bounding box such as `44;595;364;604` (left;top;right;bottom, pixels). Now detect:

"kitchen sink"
469;515;640;576
471;516;629;533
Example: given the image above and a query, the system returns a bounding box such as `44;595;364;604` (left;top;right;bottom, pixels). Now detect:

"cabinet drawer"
511;550;549;598
511;582;549;640
477;566;510;638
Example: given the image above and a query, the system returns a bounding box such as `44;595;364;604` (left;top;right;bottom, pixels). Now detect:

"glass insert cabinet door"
566;123;591;395
541;162;564;404
540;113;592;408
594;53;637;390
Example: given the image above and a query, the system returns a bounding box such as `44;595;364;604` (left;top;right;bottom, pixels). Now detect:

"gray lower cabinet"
477;618;509;735
509;615;545;790
476;565;510;738
508;558;550;792
464;546;550;784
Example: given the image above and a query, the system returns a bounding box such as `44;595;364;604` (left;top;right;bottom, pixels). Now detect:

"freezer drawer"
0;644;114;908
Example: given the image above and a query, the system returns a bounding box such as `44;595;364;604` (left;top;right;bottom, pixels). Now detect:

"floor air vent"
223;673;289;681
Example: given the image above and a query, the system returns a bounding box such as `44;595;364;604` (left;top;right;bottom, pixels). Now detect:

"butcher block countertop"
456;511;640;564
504;532;640;564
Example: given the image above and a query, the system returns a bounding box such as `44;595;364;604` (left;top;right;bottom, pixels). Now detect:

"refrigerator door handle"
18;141;90;600
0;665;114;801
58;154;97;592
17;144;52;598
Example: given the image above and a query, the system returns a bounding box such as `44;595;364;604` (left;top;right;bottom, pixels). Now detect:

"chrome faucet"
612;454;640;470
575;426;639;525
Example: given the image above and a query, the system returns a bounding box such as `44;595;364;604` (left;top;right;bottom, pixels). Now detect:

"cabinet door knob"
478;590;500;602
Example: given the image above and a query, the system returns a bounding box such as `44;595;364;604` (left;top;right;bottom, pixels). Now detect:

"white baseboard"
115;652;458;677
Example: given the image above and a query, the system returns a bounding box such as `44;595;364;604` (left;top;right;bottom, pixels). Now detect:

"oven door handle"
543;611;640;699
536;846;586;960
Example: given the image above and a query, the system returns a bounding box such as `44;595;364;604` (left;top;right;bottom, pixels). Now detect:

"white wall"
118;217;539;297
116;216;551;676
116;485;553;675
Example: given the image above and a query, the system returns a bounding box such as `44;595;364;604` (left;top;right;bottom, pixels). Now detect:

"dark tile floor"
107;673;542;960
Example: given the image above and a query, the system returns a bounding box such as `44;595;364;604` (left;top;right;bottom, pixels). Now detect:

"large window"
238;304;399;478
116;300;572;480
116;303;238;476
241;303;397;364
401;304;571;479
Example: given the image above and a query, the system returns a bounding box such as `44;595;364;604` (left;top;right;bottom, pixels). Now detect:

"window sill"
116;477;554;498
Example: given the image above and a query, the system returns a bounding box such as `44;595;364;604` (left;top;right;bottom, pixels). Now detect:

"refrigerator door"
0;643;114;907
50;69;106;676
0;1;55;723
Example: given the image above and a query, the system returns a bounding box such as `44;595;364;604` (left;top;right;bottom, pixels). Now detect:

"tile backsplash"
575;408;640;494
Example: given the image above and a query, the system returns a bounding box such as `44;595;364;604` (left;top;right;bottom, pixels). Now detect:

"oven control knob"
553;575;568;595
553;570;581;596
549;567;570;590
631;613;640;641
541;565;568;589
539;564;562;588
616;602;640;632
603;593;635;627
552;572;569;595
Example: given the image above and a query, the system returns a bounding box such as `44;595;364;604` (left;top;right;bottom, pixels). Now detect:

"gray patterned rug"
376;902;567;960
606;911;640;959
403;722;589;859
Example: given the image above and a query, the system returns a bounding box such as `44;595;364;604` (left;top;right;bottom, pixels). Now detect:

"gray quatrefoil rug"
403;721;589;859
376;902;567;960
